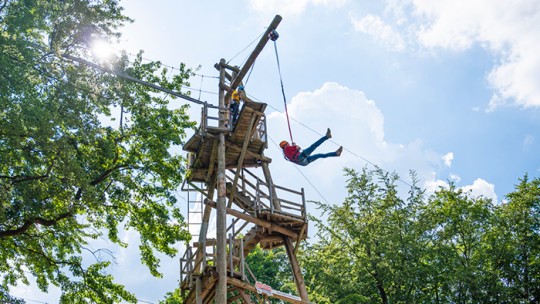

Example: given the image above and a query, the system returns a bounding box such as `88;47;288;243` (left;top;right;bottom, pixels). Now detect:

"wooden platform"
184;102;271;183
243;213;307;250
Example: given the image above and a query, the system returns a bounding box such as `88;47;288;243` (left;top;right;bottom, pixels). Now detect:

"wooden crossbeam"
204;199;298;239
228;113;257;208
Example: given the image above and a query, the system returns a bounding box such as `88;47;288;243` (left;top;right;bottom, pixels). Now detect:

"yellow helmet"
232;90;240;101
279;140;288;149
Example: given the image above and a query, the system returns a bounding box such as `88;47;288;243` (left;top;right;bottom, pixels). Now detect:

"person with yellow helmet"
280;128;342;166
229;86;246;127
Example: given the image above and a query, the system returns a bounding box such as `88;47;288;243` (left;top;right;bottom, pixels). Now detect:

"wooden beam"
224;141;272;163
283;236;309;302
224;15;282;101
206;139;219;182
228;114;257;208
237;289;253;304
294;224;307;255
216;58;228;304
205;199;298;239
227;277;305;304
261;162;281;211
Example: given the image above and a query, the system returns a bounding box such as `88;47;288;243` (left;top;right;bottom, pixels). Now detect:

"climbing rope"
270;29;294;143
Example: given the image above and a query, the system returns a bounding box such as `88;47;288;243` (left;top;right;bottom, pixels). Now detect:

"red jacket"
283;144;301;162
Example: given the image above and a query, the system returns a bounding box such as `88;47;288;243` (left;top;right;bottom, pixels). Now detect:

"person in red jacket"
280;128;342;166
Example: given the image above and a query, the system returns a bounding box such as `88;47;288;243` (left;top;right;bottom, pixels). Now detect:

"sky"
12;0;540;303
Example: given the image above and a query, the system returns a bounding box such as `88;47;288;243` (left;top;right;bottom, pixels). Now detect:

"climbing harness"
269;29;294;143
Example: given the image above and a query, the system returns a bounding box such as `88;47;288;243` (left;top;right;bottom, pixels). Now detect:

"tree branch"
0;211;72;238
0;162;54;184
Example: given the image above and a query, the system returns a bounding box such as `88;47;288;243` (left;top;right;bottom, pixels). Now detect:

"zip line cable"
16;39;413;189
247;93;414;189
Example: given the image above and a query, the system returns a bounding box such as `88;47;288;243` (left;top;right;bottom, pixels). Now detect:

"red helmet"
279;140;288;149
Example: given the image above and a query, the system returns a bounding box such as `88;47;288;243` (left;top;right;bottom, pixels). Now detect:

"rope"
271;35;294;143
227;32;264;64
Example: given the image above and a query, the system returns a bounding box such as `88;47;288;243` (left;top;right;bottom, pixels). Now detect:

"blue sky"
13;0;540;303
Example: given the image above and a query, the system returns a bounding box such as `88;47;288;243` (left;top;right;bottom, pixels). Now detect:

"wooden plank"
237;289;253;304
227;277;305;304
224;141;271;163
206;139;218;182
204;199;298;239
228;114;257;208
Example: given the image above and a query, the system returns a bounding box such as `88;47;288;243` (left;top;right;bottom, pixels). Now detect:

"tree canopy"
303;168;540;304
1;0;195;302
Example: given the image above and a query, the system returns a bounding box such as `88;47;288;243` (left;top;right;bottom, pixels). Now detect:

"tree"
418;183;494;303
485;175;540;303
305;167;425;304
1;1;195;302
243;245;292;303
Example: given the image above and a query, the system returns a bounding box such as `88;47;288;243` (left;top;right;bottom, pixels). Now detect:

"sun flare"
91;39;115;61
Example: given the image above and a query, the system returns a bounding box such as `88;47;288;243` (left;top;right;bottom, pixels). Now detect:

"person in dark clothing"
280;128;342;166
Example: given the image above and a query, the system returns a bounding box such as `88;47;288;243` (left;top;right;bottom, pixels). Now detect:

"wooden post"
240;238;245;281
197;179;215;272
228;113;257;208
225;15;282;100
195;276;202;304
216;58;228;304
261;162;281;211
283;236;309;302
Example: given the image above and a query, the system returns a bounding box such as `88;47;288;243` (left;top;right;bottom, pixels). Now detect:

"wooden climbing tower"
179;15;310;304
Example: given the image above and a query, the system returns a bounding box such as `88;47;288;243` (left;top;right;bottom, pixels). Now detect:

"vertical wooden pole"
195;277;202;304
216;58;228;304
283;236;309;302
261;162;281;211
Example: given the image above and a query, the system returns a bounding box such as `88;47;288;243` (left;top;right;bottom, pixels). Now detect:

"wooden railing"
226;168;306;220
199;102;267;146
179;237;258;290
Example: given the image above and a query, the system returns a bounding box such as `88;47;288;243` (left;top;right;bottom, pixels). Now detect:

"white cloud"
424;177;497;203
248;0;347;17
462;178;498;202
442;152;454;167
350;14;406;51
266;82;449;205
403;0;540;109
424;176;449;195
450;173;461;182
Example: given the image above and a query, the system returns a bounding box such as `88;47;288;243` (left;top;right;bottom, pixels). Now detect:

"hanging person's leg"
301;128;332;157
305;146;342;164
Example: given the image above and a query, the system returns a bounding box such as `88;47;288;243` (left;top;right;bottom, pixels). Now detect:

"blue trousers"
230;101;240;125
295;135;337;166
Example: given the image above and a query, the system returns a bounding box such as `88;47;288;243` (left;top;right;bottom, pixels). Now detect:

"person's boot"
326;128;332;139
336;146;343;156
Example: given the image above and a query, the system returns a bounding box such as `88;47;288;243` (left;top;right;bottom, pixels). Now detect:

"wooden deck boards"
184;102;270;183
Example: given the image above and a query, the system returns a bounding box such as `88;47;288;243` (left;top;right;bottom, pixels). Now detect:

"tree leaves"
303;168;540;303
1;1;195;302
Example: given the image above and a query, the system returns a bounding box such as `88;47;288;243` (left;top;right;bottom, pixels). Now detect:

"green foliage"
0;0;196;302
302;168;540;304
245;245;290;289
244;245;294;303
159;288;184;304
